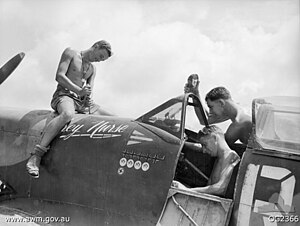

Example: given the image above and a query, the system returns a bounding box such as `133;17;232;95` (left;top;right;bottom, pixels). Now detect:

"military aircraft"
0;53;299;226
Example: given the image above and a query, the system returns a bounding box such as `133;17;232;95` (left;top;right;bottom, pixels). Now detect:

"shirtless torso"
205;98;252;146
57;48;95;91
50;48;99;113
65;50;93;87
225;113;252;145
173;125;241;196
208;150;240;185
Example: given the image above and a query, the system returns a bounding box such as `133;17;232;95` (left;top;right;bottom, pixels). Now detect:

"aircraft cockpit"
137;94;222;192
137;95;300;226
136;94;207;140
136;94;237;225
137;92;247;196
137;93;218;186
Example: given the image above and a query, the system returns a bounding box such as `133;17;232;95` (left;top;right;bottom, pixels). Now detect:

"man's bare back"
225;113;252;145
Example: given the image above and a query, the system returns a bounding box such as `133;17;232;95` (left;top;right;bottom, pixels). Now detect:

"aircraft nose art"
19;116;181;226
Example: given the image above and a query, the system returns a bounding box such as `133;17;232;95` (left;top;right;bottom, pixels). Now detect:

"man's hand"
172;180;187;190
83;96;94;107
79;85;92;97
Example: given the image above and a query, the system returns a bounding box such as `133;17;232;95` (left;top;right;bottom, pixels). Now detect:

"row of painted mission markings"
119;158;150;171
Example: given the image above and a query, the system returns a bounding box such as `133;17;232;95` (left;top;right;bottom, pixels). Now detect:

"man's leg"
26;97;75;178
89;103;114;116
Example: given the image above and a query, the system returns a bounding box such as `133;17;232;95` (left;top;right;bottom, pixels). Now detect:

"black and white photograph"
0;0;299;225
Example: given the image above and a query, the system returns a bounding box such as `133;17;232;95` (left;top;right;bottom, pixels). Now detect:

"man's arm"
55;48;88;96
171;180;222;195
86;64;96;90
178;154;239;196
192;154;240;195
190;177;228;196
184;141;202;152
84;65;96;106
225;120;252;146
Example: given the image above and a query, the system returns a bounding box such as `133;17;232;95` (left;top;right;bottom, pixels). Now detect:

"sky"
0;0;299;120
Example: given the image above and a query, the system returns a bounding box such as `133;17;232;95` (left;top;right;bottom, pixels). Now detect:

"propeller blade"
0;52;25;85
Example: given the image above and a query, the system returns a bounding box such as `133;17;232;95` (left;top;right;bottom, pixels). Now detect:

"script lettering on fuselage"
59;120;129;140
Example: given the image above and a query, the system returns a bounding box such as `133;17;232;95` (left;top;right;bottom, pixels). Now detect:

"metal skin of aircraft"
0;107;181;226
0;53;186;226
0;53;300;226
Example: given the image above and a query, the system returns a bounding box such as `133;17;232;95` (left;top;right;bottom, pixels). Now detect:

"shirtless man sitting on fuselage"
26;40;113;178
173;125;240;196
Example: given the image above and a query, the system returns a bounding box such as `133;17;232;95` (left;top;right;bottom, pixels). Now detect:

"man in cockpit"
184;75;252;146
26;40;113;178
172;125;240;196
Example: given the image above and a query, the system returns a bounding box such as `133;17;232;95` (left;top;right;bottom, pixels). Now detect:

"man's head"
198;125;225;157
90;40;113;62
205;87;231;117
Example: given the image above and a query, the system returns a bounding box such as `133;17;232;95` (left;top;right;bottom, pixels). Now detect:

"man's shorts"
50;86;100;114
51;95;100;114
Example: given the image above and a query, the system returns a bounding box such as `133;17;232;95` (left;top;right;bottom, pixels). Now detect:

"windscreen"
137;98;183;138
254;97;300;153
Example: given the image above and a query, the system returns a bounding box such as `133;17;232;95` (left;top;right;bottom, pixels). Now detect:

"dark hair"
92;40;113;57
187;74;199;82
205;86;231;101
186;74;199;90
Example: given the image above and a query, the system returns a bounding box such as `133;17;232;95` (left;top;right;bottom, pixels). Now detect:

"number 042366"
268;215;299;223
